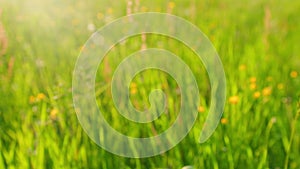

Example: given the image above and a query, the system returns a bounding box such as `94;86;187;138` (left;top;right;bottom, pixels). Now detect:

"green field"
0;0;300;168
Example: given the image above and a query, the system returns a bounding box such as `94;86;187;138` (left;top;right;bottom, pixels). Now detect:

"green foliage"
0;0;299;168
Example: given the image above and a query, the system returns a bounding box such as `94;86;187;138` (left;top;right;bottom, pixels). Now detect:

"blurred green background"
0;0;299;168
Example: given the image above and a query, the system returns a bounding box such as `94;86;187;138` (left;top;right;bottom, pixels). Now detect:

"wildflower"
197;106;205;113
29;96;35;104
290;71;298;78
97;12;104;20
36;93;46;101
239;64;246;71
262;87;272;96
50;108;59;120
277;83;284;90
87;23;96;32
250;77;257;83
253;91;261;99
107;8;113;15
130;82;137;89
250;83;257;90
221;118;228;124
168;2;176;9
130;88;137;94
229;96;239;104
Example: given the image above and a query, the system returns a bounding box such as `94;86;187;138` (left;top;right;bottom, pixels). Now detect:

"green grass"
0;0;300;168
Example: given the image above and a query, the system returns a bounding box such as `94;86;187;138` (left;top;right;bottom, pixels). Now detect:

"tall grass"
0;0;299;168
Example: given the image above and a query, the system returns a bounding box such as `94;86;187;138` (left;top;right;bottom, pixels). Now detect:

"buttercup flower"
229;96;239;104
168;2;176;9
250;83;257;90
130;82;138;94
221;118;228;124
50;108;59;120
250;77;257;83
36;93;46;101
290;71;298;78
253;91;261;99
97;12;104;20
29;96;35;104
107;8;113;15
130;88;137;94
262;87;272;96
198;106;205;113
130;82;137;89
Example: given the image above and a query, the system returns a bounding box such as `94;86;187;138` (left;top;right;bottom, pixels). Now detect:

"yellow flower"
250;83;257;90
229;96;239;104
239;64;246;71
262;87;272;96
277;83;284;90
29;96;35;104
107;8;113;15
130;82;137;89
198;106;205;113
97;12;104;20
253;91;261;99
168;2;176;9
50;108;59;120
130;88;137;95
36;93;46;101
221;118;228;124
250;77;257;83
290;71;298;78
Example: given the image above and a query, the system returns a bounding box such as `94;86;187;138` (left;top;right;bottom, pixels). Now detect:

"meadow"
0;0;300;168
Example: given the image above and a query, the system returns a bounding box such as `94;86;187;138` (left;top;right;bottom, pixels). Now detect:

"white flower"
87;23;96;32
